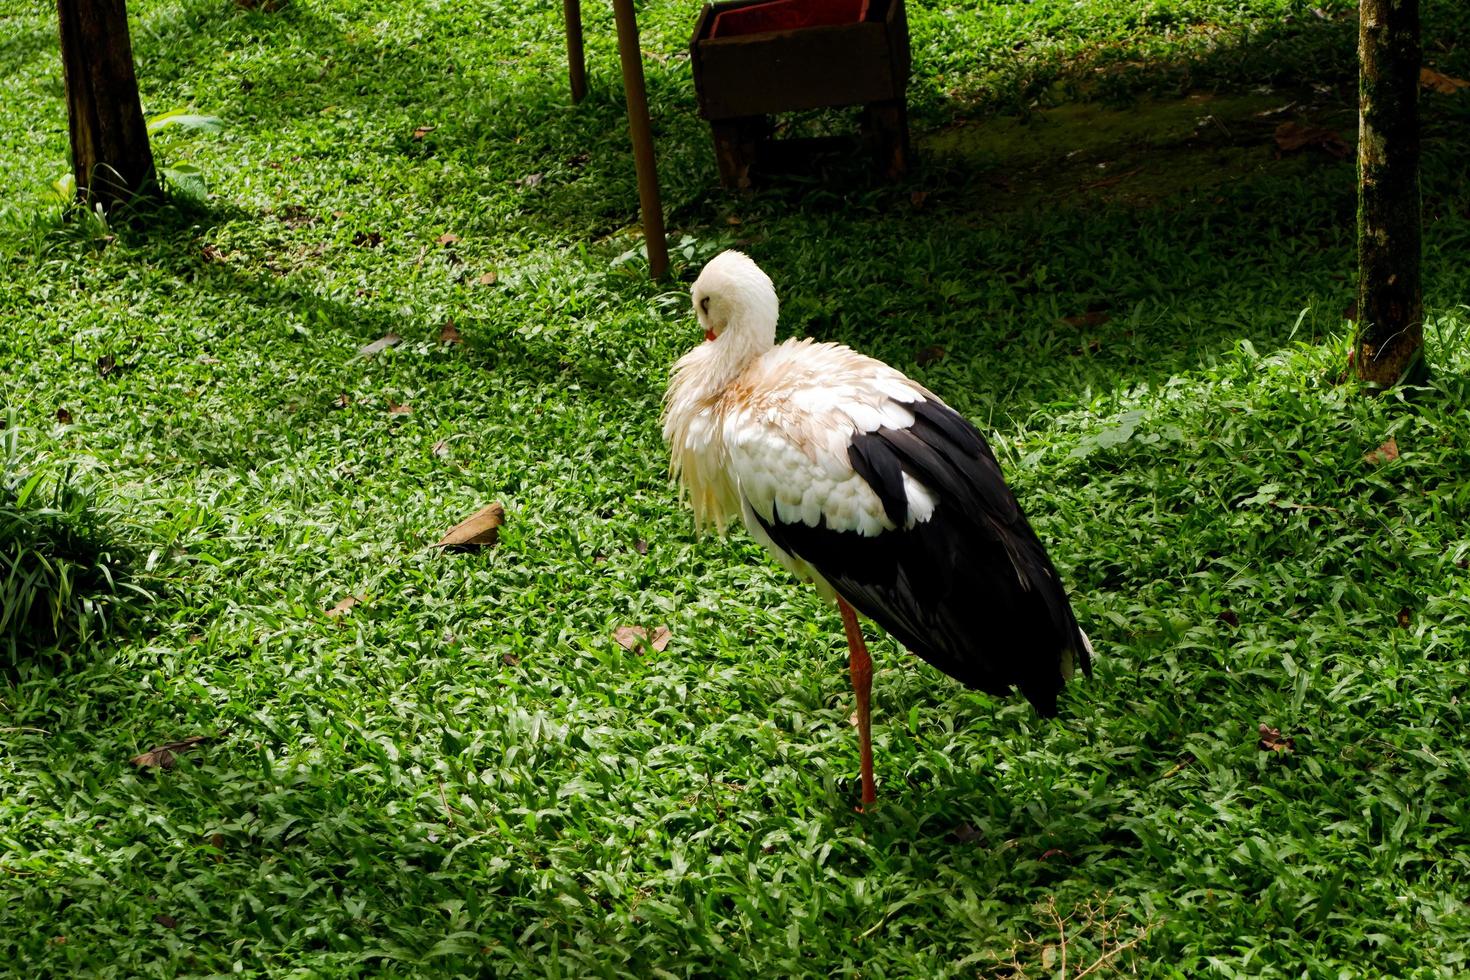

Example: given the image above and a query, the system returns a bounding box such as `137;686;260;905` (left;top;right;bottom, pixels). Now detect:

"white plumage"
663;250;1091;807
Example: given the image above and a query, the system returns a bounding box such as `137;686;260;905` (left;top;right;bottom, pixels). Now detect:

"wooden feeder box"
690;0;911;188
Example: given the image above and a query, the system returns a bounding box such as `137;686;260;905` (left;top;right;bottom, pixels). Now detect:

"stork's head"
691;250;779;349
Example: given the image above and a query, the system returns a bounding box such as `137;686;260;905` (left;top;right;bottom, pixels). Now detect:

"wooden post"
862;99;910;179
56;0;157;212
1355;0;1425;387
610;0;669;279
564;0;587;104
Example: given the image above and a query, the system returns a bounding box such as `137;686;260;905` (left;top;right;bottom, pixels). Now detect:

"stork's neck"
713;312;776;386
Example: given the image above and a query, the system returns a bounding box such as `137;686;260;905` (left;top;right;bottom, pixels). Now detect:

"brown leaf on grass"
276;204;316;228
331;394;351;409
948;823;984;845
914;344;946;366
325;595;363;618
1062;310;1111;328
436;233;460;246
154;913;177;929
356;333;401;358
130;735;210;770
352;231;383;248
388;400;412;415
434;503;505;550
478;271;498;286
439;320;463;345
1257;724;1295;753
613;625;672;653
1274;121;1350;157
1083;166;1143;191
412;125;436;140
1364;437;1399;465
55;407;73;424
1421;67;1470;95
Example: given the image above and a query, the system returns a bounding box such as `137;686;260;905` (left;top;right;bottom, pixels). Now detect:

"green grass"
0;421;142;657
3;0;1470;975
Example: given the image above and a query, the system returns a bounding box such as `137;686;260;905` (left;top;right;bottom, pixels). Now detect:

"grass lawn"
3;0;1470;975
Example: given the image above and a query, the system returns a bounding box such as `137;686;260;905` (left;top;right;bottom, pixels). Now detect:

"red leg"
838;597;877;808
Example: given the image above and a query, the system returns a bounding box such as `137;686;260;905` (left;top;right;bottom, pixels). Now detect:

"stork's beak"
704;328;716;342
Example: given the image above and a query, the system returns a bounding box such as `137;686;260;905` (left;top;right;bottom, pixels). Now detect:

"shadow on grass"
0;447;148;664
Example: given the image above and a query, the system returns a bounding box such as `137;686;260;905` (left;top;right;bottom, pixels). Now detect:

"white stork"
662;250;1092;808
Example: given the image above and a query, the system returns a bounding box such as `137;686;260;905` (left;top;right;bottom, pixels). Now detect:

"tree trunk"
1355;0;1424;387
56;0;157;212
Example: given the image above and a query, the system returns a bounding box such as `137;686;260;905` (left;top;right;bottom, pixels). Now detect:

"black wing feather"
751;397;1090;716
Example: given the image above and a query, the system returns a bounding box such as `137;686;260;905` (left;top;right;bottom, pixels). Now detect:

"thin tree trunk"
56;0;157;212
1355;0;1424;387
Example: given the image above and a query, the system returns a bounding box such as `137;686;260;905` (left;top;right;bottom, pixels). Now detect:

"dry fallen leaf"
1421;67;1470;95
1364;437;1399;465
1257;723;1295;753
439;320;463;345
914;344;946;367
1062;311;1111;328
356;333;401;358
478;271;498;286
325;595;362;618
613;625;672;653
1274;121;1351;157
388;400;413;415
949;823;985;844
130;735;210;770
436;232;460;246
435;502;505;550
55;407;73;424
154;913;177;929
1082;166;1143;191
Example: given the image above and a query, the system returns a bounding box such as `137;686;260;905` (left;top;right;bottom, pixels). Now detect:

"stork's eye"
700;296;710;315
